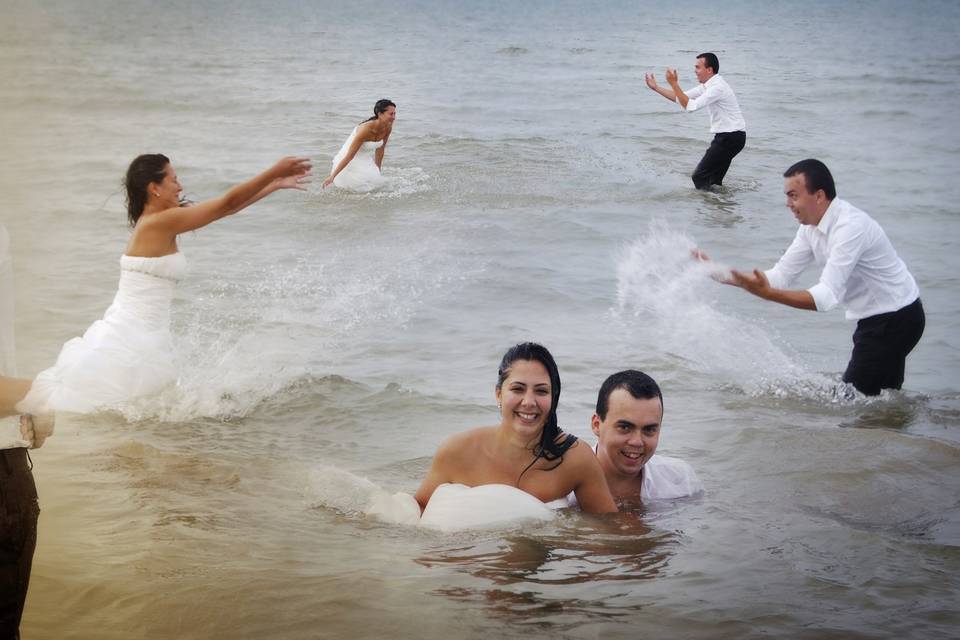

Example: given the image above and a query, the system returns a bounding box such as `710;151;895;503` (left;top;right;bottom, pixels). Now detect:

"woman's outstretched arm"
141;156;311;238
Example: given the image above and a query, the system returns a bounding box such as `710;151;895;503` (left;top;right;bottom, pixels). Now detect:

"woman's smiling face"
496;359;552;439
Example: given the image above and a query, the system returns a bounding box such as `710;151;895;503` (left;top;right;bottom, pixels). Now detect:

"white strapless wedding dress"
331;126;385;192
419;484;557;531
21;252;187;414
363;483;563;531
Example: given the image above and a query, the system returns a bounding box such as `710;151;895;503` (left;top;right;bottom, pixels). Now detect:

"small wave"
497;46;529;55
861;109;912;118
306;464;403;518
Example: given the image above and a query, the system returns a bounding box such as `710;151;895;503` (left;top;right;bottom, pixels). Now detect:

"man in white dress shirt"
724;159;925;396
591;370;701;504
646;52;746;189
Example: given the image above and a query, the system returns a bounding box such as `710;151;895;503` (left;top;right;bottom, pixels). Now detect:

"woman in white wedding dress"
18;153;311;415
322;99;395;192
413;343;617;527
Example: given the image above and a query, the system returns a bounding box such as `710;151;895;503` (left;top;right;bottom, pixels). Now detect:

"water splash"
372;166;431;198
309;166;432;199
117;228;471;421
614;221;843;399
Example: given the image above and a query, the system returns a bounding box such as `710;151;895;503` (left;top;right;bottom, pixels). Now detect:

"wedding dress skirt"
331;126;385;192
20;252;187;414
419;483;556;531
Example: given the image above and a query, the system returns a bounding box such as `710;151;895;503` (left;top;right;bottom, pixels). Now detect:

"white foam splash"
614;221;840;399
117;226;472;421
372;166;431;198
308;166;431;199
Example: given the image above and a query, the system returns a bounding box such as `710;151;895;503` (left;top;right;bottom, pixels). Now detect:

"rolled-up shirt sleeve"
808;222;867;312
681;83;716;112
764;229;814;291
678;84;705;111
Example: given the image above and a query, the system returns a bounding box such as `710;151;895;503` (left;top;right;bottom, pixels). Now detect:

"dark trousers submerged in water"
843;298;926;396
0;447;38;640
692;130;746;189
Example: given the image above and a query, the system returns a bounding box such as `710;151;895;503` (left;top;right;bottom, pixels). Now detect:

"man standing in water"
645;52;746;189
589;370;701;504
719;159;925;396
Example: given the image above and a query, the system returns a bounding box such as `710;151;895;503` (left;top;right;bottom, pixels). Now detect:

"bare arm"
727;269;817;310
229;172;311;215
645;72;677;102
324;125;371;188
665;68;690;108
374;136;389;171
0;376;31;417
571;445;618;513
414;451;452;513
135;156;311;244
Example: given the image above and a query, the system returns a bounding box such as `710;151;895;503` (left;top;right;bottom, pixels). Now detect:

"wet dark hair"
596;370;663;421
783;159;837;200
363;98;396;123
497;342;577;481
124;153;170;226
697;52;719;74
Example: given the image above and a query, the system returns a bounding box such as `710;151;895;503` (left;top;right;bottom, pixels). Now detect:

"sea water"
1;0;959;638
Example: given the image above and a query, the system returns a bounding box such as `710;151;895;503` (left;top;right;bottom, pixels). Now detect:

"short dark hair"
697;52;719;74
783;159;836;200
596;370;663;421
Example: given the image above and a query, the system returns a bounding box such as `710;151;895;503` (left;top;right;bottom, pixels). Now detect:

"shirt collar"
816;198;841;234
703;74;722;87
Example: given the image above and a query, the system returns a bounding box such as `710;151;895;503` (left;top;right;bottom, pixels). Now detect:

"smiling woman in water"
323;99;396;192
414;342;617;515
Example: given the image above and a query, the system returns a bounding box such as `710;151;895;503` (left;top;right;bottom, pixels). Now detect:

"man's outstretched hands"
727;269;772;298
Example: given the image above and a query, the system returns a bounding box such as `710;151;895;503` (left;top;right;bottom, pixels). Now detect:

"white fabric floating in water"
366;490;421;526
418;483;556;532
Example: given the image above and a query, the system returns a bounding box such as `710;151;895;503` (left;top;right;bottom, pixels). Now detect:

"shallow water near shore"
2;1;960;638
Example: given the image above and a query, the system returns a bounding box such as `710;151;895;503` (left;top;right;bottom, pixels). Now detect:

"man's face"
592;388;662;480
694;57;713;83
784;174;828;226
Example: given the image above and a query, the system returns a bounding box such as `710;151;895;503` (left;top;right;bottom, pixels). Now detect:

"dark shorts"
0;447;39;640
843;298;925;396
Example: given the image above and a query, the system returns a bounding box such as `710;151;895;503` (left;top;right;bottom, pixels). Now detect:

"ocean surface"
2;1;959;638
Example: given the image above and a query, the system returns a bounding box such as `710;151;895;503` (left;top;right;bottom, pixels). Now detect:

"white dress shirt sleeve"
683;82;719;112
807;218;869;313
678;84;704;109
642;455;703;500
764;228;814;290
